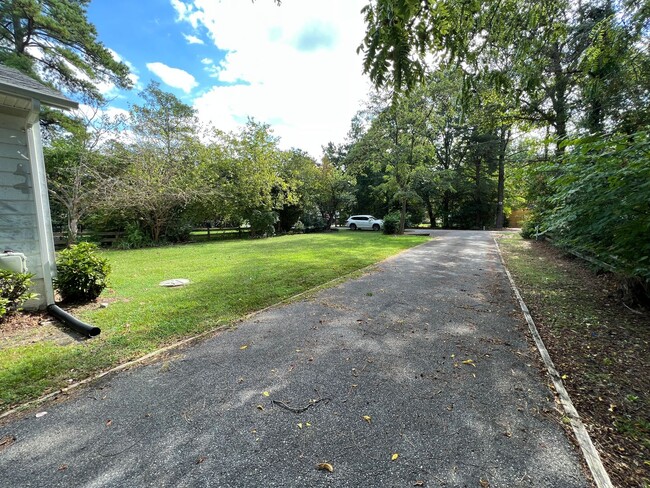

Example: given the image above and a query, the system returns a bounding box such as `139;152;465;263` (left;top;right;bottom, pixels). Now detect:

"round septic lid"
159;278;190;287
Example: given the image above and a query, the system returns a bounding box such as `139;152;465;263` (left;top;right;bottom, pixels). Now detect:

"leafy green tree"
313;156;356;229
539;131;650;291
44;106;126;244
348;90;437;233
100;83;204;242
0;0;131;103
274;148;319;232
200;119;283;228
359;0;648;145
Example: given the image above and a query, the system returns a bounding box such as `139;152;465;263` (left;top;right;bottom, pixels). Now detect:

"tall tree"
100;83;204;242
0;0;131;103
44;106;126;244
313;156;356;229
201;119;282;226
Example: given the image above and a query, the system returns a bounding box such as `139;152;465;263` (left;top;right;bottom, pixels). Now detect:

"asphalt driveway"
0;230;591;487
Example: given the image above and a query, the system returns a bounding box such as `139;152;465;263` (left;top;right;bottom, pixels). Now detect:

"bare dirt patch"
498;234;650;488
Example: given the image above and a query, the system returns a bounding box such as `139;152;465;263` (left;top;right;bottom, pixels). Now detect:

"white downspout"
25;99;56;306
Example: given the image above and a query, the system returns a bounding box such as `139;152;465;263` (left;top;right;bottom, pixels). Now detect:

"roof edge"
0;65;78;110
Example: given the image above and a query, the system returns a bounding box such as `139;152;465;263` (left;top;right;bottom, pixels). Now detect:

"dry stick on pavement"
272;389;330;414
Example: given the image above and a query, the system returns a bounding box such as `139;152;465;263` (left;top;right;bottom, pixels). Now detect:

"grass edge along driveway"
0;231;428;410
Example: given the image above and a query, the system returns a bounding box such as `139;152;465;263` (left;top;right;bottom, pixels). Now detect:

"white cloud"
170;0;202;29
173;0;369;158
146;62;198;93
183;33;204;45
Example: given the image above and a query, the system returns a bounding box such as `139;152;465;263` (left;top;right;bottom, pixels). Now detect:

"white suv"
345;215;383;231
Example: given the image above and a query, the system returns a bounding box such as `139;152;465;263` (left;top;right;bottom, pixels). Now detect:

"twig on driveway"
272;389;330;413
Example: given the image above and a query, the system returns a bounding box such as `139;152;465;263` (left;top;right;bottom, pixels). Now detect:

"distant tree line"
44;82;357;246
355;0;649;296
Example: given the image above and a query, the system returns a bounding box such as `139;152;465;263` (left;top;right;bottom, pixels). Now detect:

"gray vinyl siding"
0;114;46;306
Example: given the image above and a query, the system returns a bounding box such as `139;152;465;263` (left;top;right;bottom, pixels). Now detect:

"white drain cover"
159;278;190;287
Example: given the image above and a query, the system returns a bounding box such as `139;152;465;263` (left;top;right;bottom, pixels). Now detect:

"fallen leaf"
105;419;112;427
561;374;568;380
479;478;490;487
317;462;334;472
35;412;47;418
0;435;16;451
391;453;399;461
362;415;372;423
462;359;476;367
256;405;264;411
240;345;248;350
58;464;68;471
196;456;206;464
262;391;270;397
351;384;358;388
297;423;303;429
306;422;311;427
414;482;425;487
450;354;455;358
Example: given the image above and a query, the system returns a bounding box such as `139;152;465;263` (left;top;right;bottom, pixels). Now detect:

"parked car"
345;215;383;231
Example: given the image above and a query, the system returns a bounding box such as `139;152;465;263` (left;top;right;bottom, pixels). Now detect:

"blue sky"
86;0;370;158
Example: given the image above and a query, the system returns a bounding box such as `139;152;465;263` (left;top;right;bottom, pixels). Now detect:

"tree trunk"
550;43;569;155
442;192;451;228
425;197;435;229
399;197;407;234
67;216;79;246
495;127;510;229
475;159;482;228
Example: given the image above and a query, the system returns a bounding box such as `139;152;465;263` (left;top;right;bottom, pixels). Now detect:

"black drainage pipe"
47;304;101;337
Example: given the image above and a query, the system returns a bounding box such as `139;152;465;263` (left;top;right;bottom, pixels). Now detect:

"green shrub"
520;219;542;239
0;270;36;321
249;210;278;237
55;242;111;302
382;211;401;234
114;222;153;249
301;209;326;232
540;131;650;282
292;220;305;233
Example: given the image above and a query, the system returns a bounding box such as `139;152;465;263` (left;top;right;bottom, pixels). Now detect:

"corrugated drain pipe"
47;304;101;337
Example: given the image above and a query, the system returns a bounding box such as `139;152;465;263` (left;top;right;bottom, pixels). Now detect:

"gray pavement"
0;230;591;487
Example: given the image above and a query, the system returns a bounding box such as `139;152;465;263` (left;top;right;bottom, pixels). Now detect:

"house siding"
0;113;46;308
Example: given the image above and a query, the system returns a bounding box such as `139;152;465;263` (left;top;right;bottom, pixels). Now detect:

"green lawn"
0;231;427;410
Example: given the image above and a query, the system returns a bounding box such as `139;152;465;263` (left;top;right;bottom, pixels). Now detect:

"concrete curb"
493;237;613;488
0;236;432;422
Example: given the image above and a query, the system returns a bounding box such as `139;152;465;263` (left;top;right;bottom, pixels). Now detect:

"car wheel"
349;223;357;230
372;224;380;231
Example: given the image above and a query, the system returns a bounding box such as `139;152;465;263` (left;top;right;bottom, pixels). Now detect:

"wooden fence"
53;231;123;249
53;226;252;249
189;226;251;240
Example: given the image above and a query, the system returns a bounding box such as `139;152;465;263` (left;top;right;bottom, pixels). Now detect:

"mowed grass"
0;231;427;409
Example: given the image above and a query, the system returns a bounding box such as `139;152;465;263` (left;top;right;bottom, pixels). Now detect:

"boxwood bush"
54;242;111;302
0;270;36;321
